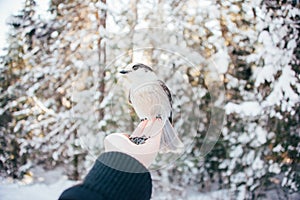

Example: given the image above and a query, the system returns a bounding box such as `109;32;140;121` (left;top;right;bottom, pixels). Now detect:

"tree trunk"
97;0;107;120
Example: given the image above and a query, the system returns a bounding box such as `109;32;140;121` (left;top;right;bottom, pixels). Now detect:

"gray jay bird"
120;63;184;153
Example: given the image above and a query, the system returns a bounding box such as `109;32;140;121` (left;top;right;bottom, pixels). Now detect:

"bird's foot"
142;117;164;138
131;119;149;137
140;118;148;122
155;115;162;120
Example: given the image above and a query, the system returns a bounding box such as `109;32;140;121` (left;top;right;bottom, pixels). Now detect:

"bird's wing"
158;80;172;105
128;90;132;104
158;80;173;123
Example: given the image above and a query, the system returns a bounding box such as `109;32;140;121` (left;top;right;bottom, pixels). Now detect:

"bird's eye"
132;65;139;70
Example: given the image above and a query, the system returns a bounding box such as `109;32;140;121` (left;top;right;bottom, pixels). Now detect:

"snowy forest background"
0;0;299;199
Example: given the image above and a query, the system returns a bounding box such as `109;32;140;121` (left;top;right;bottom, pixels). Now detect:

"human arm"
58;151;152;200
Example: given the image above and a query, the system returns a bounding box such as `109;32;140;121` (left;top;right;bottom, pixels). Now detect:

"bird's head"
120;63;157;84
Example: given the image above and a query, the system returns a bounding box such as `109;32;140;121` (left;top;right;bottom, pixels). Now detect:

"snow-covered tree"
0;0;40;178
1;0;299;199
1;0;110;179
220;0;299;198
248;0;300;195
142;0;300;199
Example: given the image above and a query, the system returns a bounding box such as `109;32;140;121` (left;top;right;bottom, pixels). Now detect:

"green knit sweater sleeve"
58;151;152;200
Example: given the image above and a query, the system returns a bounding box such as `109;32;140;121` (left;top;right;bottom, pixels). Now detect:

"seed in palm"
129;135;149;145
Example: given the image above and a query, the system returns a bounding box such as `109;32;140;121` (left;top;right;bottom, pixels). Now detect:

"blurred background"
0;0;299;199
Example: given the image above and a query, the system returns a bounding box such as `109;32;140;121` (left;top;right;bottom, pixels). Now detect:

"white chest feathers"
130;82;171;120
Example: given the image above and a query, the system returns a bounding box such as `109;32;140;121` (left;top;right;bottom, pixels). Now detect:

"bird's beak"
119;70;130;74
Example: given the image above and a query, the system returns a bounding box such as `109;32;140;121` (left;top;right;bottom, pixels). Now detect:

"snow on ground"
1;177;299;200
0;178;75;200
0;167;76;200
0;180;229;200
0;167;230;200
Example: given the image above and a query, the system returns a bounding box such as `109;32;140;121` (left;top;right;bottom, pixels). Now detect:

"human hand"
104;119;163;168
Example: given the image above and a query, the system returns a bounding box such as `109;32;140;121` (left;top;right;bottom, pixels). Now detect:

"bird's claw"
155;115;162;120
140;118;148;122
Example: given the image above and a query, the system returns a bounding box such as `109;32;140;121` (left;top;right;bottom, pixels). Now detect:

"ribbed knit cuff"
85;151;152;200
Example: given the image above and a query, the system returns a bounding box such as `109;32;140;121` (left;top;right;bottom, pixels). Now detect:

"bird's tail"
160;120;184;153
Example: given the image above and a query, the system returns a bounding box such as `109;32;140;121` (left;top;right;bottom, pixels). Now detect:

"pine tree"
0;0;40;178
1;0;299;198
1;0;110;180
247;0;300;196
